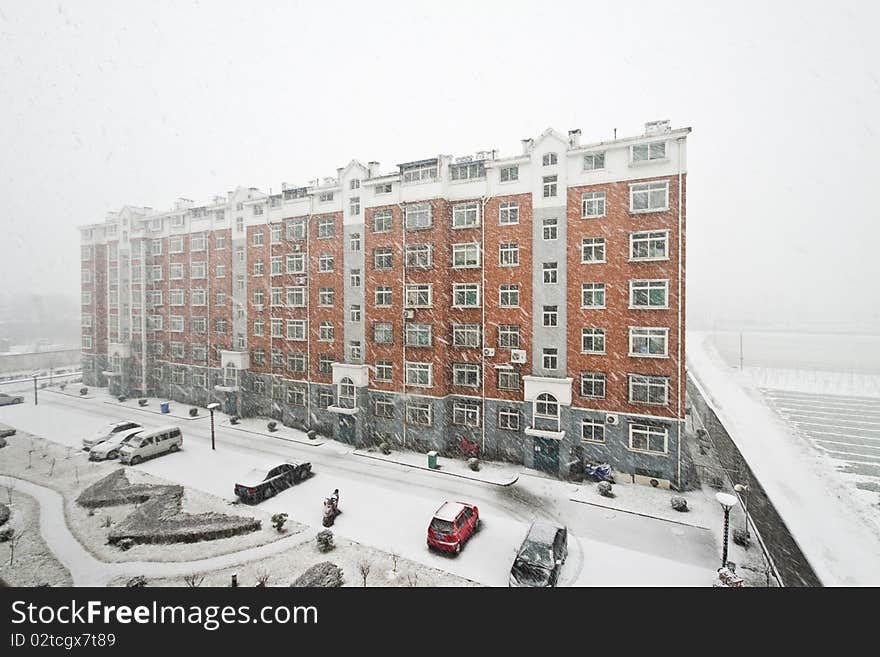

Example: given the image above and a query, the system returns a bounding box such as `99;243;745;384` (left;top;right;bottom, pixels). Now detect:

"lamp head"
207;402;220;411
716;492;738;509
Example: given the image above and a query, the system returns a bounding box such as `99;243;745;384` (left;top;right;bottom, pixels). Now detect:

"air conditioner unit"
295;277;306;285
403;309;415;320
292;244;301;251
510;349;527;364
605;413;620;426
254;303;264;311
483;347;495;357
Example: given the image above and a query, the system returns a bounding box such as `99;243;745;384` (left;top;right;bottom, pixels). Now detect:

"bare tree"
390;550;400;573
404;572;420;587
183;573;205;587
2;478;15;506
48;457;56;478
357;559;372;587
6;528;27;566
255;568;270;587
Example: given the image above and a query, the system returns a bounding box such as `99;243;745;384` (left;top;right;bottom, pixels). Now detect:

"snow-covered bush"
597;481;614;497
79;387;88;396
188;408;198;417
230;416;240;425
138;398;148;406
733;528;751;548
292;562;343;587
379;442;392;455
267;421;278;432
271;513;288;533
316;530;335;552
467;458;480;472
671;496;689;512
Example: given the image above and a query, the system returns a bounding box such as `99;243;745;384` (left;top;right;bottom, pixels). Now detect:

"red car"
427;501;480;554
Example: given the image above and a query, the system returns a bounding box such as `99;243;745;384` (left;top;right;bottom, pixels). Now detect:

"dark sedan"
509;521;568;587
0;393;24;406
234;460;312;503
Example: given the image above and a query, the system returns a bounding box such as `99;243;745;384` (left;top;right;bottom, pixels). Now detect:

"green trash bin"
427;450;438;469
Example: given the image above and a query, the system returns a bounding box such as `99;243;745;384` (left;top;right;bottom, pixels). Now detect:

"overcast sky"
1;1;878;332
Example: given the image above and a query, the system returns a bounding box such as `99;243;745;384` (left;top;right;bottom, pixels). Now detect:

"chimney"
568;129;581;148
368;161;381;177
521;138;534;155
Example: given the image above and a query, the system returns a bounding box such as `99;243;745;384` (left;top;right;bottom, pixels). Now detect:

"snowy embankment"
687;331;880;586
747;366;880;399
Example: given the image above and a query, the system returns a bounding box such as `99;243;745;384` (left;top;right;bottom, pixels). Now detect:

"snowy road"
0;391;718;586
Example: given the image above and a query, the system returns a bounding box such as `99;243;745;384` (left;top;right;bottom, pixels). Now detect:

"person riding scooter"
322;489;341;527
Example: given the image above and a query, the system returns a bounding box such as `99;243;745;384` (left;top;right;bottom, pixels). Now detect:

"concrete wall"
0;349;81;375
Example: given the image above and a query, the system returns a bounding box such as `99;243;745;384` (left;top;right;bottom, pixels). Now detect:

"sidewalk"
219;416;326;447
102;395;210;422
46;386;95;400
352;448;519;486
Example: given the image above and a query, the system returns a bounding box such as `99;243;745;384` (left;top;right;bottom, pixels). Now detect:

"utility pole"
33;374;38;405
207;402;220;450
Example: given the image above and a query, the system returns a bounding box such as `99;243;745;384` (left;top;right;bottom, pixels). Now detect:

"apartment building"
80;120;690;487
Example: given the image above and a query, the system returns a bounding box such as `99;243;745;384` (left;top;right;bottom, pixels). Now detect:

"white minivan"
118;425;183;465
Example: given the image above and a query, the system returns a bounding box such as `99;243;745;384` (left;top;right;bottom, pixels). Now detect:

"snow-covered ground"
687;331;880;586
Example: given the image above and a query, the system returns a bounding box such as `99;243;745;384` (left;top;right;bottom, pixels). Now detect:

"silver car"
82;421;141;450
89;427;144;461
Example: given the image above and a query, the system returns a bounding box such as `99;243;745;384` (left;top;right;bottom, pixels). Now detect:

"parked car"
234;460;313;503
509;521;568;587
118;425;182;465
0;392;24;406
427;501;480;554
82;420;142;450
88;427;144;461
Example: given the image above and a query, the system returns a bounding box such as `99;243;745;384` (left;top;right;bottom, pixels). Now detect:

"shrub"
230;416;240;425
316;530;335;552
117;395;126;402
307;429;318;440
379;442;392;455
80;387;88;396
597;481;614;498
267;421;278;432
467;458;480;472
138;398;148;406
671;496;689;512
271;513;288;532
733;528;751;548
189;408;199;417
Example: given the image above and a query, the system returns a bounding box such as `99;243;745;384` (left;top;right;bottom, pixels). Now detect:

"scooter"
322;497;341;527
583;463;615;484
458;435;480;459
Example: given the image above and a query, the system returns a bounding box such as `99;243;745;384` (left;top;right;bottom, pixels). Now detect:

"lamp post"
716;492;738;568
734;483;750;538
32;372;39;406
207;402;220;451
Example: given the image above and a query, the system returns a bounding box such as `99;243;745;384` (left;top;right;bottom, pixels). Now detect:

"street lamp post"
734;483;750;538
207;402;220;451
33;373;39;406
716;492;738;568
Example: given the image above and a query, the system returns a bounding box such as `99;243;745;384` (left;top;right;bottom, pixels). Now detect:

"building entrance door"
533;437;559;473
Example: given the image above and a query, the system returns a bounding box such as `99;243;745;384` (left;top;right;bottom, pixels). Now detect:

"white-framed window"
235;246;245;263
405;243;433;268
319;288;335;306
318;356;334;375
373;209;393;232
215;318;227;333
581;283;605;308
629;424;668;454
453;363;480;388
630;279;668;308
374;182;393;195
452;400;481;427
170;289;185;306
535;393;559;419
270;256;283;276
271;287;283;306
252;204;265;216
319;192;334;203
499;200;519;225
499;166;519;183
350;233;361;251
452;323;480;348
319;321;334;342
581;328;606;353
375;360;393;382
81;245;93;261
82;291;92;305
452;202;479;228
630;230;669;261
405;284;432;308
318;216;335;238
405;362;432;387
542;262;558;284
350;269;361;288
374;322;393;344
581;237;606;263
286;352;306;373
286;253;305;274
497;369;520;390
499;243;519;266
270;224;282;244
542;217;558;240
215;234;226;249
236;217;244;233
405;203;432;230
498;407;519;430
582;191;606;218
375;286;392;307
150;265;163;282
349;197;360;215
338;377;357;409
401;162;438;184
170;263;184;280
151;239;163;255
253;260;264;276
630;327;669;357
374;395;394;418
252;230;264;247
630;181;669;212
253;319;264;336
170;340;185;357
582;419;605;443
81;269;92;284
271;318;283;338
452;243;480;268
287;319;306;341
81;313;93;328
583;152;605;171
632;141;666;163
192;371;207;387
191;289;207;306
215;290;226;306
453;283;480;307
542;152;557;166
350;305;361;322
147;290;162;306
287;386;306;406
171;369;185;384
169;236;184;253
405;323;432;347
498;325;520;349
82;335;92;349
192;317;207;333
191;262;206;279
580;372;606;398
319;253;334;272
450;161;486;181
542;175;557;198
499;284;520;308
287;286;306;307
542;348;558;370
542;305;557;327
628;374;669;406
253;289;265;306
374;247;393;269
287;218;306;241
405;400;433;426
190;234;206;251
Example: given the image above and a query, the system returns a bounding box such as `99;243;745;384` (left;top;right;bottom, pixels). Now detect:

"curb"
221;422;325;447
353;451;519;487
102;400;209;421
46;389;95;400
568;496;710;530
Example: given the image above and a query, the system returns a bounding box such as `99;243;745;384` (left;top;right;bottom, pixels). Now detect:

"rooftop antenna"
613;128;617;140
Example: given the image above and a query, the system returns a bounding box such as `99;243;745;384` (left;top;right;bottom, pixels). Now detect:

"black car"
234;460;312;503
0;393;24;406
509;521;568;587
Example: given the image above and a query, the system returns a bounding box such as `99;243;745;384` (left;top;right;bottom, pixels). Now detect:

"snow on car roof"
525;521;563;544
434;501;467;521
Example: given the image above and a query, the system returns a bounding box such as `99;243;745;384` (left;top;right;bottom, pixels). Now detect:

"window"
583;152;605;171
452;400;481;427
498;325;520;349
271;256;283;276
498;284;519;308
450;161;486;181
535;393;559;419
453;283;480;307
581;328;606;353
499;201;519;225
630;181;669;212
581;237;606;263
191;234;206;251
271;318;283;338
374;323;393;344
582;191;606;218
375;183;393;195
287;218;306;240
405;244;433;268
405;400;432;426
499;166;518;183
542;217;558;240
191;289;207;306
253;260;264;276
192;317;207;333
319;192;334;203
375;286;392;307
498;408;519;430
253;319;264;336
629;424;668;453
288;352;307;373
215;263;226;278
192;371;207;387
374;395;395;418
287;386;306;407
543;262;558;284
580;372;606;398
401;162;438;184
215;291;226;306
318;216;335;238
630;230;669;261
350;269;361;288
349;197;360;215
170;289;185;306
287;319;306;340
373;209;393;232
452;243;480;268
630;279;668;308
374;248;393;269
632;141;666;162
542;348;558;370
252;230;264;246
253;289;265;306
375;360;393;382
150;265;163;282
286;253;305;274
235;246;245;263
582;419;605;443
405;362;432;387
148;315;163;331
192;345;207;363
270;225;282;244
442;319;476;346
499;243;519;267
253;204;264;216
581;283;605;308
319;254;334;272
338;377;356;408
319;288;335;306
81;314;93;328
319;355;334;374
151;239;163;256
542;152;558;166
236;217;244;233
350;233;361;251
172;369;185;385
542;175;557;198
170;263;184;280
215;318;227;333
171;341;185;358
318;387;334;408
498;370;520;391
287;286;306;307
81;245;92;261
350;305;361;322
405;324;432;347
628;374;669;405
405;284;432;308
215;234;226;249
630;327;669;357
452;203;479;228
405;203;432;230
170;236;184;253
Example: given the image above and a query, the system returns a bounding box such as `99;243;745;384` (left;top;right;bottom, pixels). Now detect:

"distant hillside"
0;291;79;346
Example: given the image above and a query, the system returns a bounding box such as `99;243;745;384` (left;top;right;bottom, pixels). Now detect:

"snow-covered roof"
434;501;466;521
525;521;563;545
